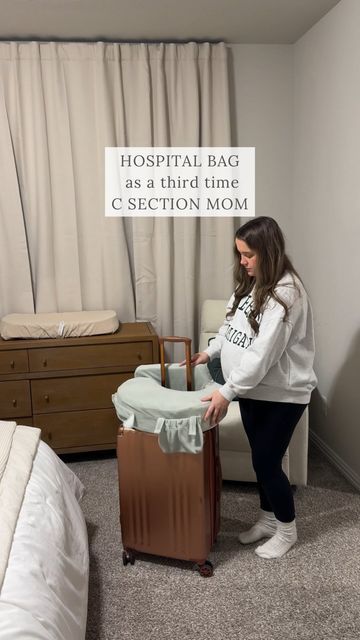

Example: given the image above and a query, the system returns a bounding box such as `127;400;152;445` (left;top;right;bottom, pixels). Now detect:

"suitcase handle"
158;336;192;391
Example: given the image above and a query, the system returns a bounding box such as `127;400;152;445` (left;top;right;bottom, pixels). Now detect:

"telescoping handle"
158;336;192;391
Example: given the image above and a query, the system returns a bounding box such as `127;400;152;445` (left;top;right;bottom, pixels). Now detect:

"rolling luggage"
115;337;221;577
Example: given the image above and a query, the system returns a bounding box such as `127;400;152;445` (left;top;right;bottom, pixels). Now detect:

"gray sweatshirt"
205;273;317;403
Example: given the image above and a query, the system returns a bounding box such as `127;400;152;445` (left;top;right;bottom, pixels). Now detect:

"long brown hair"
229;217;301;334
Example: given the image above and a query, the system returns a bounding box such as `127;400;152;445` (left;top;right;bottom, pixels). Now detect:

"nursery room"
0;0;359;638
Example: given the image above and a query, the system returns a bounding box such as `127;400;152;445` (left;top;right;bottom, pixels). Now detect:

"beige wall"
292;0;360;485
230;4;360;489
229;44;293;235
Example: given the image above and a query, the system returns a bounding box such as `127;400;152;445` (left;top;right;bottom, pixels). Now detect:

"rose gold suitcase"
116;337;221;577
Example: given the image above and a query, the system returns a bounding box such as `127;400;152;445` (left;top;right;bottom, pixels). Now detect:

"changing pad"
0;310;119;340
112;363;220;454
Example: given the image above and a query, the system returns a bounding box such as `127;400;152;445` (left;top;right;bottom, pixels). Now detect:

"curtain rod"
0;38;225;45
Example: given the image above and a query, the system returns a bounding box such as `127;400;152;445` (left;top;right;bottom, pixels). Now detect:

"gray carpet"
66;445;360;640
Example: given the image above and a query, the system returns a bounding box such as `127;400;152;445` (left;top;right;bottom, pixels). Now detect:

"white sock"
238;509;277;544
255;518;297;559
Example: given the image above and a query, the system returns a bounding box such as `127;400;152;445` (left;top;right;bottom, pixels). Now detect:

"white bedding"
0;439;89;639
0;423;41;588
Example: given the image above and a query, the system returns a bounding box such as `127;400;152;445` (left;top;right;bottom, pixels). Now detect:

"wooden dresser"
0;322;158;453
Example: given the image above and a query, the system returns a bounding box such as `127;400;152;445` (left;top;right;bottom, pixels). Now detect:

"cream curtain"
0;41;236;347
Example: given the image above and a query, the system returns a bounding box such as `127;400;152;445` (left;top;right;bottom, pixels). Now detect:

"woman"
192;216;317;559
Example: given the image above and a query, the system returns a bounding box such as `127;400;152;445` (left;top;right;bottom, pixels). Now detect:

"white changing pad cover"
0;310;119;339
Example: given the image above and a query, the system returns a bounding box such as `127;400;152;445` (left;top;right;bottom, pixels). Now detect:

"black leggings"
239;398;307;523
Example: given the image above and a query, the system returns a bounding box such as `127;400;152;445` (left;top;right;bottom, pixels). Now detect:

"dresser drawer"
0;350;29;374
28;342;153;372
0;380;31;417
31;373;131;413
34;409;119;449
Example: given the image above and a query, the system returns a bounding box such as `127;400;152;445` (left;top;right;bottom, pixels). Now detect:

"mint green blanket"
112;363;220;454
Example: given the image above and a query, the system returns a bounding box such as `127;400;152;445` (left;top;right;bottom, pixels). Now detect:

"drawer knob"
12;398;17;407
47;431;52;442
42;359;47;367
44;394;50;403
137;352;142;360
10;360;15;369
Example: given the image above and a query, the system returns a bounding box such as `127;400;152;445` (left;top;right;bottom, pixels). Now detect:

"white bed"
0;423;89;639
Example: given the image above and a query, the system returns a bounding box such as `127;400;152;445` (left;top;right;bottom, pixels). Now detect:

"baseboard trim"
310;430;360;492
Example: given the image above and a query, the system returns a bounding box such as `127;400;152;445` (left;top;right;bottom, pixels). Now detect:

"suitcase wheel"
122;549;136;566
196;560;214;578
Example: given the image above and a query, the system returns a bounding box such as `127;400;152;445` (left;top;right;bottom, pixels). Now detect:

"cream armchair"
199;299;309;485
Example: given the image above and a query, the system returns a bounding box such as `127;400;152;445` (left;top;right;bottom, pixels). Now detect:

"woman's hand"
179;351;210;367
201;389;230;427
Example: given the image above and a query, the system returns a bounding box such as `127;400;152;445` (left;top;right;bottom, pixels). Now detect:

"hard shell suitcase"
116;336;222;577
